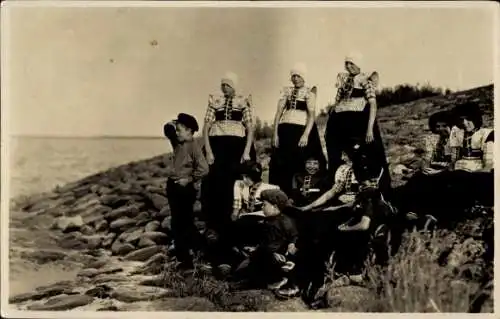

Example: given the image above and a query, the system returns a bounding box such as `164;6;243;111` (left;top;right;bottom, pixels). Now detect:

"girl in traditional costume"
269;64;326;196
324;52;391;197
201;72;257;243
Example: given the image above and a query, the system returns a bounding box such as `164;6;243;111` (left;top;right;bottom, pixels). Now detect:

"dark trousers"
269;123;326;195
289;206;370;296
167;179;204;264
208;214;265;266
235;247;297;289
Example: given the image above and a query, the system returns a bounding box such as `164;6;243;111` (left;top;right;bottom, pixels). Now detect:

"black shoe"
275;281;300;299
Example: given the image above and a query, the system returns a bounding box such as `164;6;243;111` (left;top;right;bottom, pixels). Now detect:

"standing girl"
324;52;391;197
269;63;326;196
202;72;257;241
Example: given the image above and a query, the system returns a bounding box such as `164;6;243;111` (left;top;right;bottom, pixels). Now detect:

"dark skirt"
201;135;256;233
392;170;494;227
325;109;391;197
268;123;326;196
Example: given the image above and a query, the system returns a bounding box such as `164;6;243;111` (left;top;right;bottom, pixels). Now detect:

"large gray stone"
109;217;136;231
53;216;83;233
123;245;167;262
27;294;94;311
111;284;173;303
111;241;135;256
105;204;142;220
140;231;168;244
145;221;160;232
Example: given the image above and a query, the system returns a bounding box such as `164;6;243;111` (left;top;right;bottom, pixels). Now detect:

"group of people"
161;53;494;306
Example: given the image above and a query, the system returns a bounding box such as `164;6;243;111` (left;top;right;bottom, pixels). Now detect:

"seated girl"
290;156;331;207
450;102;493;173
392;102;494;228
420;111;455;175
223;161;281;268
296;152;360;212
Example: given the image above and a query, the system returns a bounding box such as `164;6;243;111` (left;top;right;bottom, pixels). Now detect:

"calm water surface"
9;137;170;199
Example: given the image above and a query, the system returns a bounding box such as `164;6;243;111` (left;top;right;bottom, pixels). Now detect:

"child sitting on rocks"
290;156;331;207
232;189;300;298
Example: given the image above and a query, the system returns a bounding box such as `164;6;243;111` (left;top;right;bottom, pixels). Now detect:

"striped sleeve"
422;135;436;162
233;180;243;211
242;95;254;127
204;95;216;123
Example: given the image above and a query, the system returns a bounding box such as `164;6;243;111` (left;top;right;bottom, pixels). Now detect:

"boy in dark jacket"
166;113;209;272
233;189;300;298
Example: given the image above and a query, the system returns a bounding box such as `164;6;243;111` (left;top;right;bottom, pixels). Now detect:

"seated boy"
232;189;300;298
290;156;331;207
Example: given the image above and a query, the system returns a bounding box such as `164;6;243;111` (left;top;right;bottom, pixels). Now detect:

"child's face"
175;123;193;142
305;159;320;174
241;175;254;187
262;200;280;217
460;116;476;132
435;121;451;136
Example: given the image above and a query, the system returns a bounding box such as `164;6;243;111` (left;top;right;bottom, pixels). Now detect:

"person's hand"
365;129;374;144
423;167;442;175
287;243;298;255
272;134;279;148
231;212;240;222
298;133;309;147
240;152;251;163
175;178;190;187
273;252;287;264
206;151;215;165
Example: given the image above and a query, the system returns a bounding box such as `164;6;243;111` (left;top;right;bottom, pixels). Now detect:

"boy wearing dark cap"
233;189;300;298
167;113;209;271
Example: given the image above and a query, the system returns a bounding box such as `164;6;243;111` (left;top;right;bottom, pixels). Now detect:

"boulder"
26;294;94;311
140;232;168;245
110;284;173;303
81;205;111;225
123;245;167;262
137;237;156;248
80;225;95;236
145;221;160;232
102;233;117;248
148;193;169;211
111;242;135;256
53;216;83;233
105;204;142;220
158;206;171;218
109;218;136;231
161;216;172;231
85;284;113;299
94;220;109;232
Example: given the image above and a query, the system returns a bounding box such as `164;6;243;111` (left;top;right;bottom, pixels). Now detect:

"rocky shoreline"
8;148;493;312
8;85;495;312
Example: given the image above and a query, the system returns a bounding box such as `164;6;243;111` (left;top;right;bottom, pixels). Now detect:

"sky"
3;3;496;137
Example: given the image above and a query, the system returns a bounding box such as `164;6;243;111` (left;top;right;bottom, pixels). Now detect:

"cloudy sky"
4;3;496;137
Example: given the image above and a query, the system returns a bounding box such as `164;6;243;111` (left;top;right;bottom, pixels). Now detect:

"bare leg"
338;216;371;232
